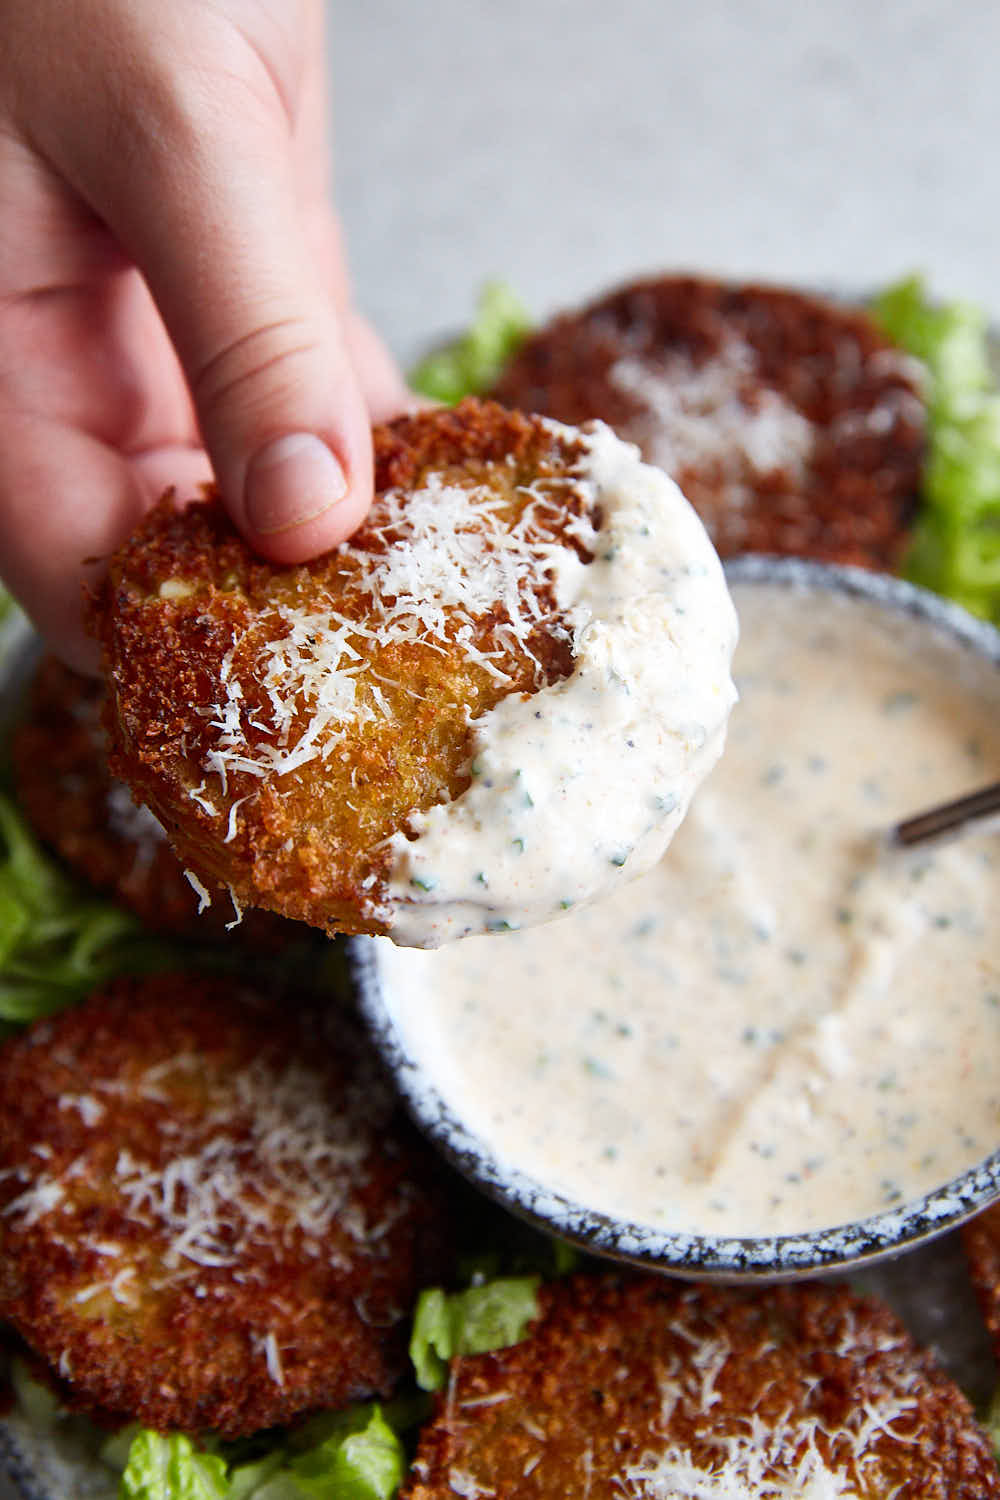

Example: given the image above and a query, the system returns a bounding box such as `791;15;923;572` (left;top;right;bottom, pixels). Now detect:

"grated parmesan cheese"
196;469;593;796
610;340;816;501
382;421;738;944
178;420;736;945
262;1330;285;1388
3;1050;392;1280
617;1316;918;1500
183;868;212;913
58;1094;105;1128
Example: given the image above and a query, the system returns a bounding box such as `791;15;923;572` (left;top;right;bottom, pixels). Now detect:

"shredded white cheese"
262;1330;285;1388
617;1313;917;1500
183;868;212;912
172;420;735;945
196;468;593;794
3;1052;390;1279
610;339;815;500
383;422;738;944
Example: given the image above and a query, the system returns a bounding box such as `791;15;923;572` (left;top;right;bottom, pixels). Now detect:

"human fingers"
0;409;210;673
0;124;211;669
299;196;415;423
15;2;376;564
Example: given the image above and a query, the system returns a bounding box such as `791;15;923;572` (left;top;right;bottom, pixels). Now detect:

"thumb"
62;48;374;561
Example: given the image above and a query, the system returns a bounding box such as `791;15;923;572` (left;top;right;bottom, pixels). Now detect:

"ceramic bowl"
352;555;1000;1280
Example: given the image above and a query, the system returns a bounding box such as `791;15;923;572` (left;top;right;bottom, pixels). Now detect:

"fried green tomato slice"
962;1202;1000;1365
402;1273;999;1498
91;397;737;945
0;974;455;1437
88;401;596;940
10;655;290;946
490;275;927;570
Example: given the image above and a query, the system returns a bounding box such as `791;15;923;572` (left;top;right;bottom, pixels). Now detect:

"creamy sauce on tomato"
385;423;738;945
375;578;1000;1236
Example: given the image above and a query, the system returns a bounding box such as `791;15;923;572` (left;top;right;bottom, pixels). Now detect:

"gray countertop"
331;0;1000;362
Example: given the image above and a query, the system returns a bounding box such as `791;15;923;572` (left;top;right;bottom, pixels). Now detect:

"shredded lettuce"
409;1275;540;1391
116;1406;406;1500
874;274;1000;623
408;281;531;404
984;1383;1000;1465
0;793;178;1026
286;1406;405;1500
121;1433;230;1500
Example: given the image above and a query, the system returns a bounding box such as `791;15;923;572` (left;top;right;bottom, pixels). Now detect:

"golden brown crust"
88;400;595;936
490;275;926;570
0;974;455;1437
9;655;289;945
962;1202;1000;1365
402;1273;999;1498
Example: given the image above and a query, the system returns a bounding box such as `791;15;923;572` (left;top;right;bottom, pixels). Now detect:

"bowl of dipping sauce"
351;556;1000;1278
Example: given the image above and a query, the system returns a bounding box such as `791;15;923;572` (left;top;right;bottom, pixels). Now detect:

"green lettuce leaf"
874;274;1000;624
0;793;177;1026
984;1382;1000;1466
287;1405;404;1500
410;1275;540;1390
223;1453;295;1500
409;282;531;404
115;1405;407;1500
120;1432;229;1500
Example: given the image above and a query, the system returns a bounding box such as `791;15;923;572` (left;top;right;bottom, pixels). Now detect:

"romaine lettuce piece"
287;1405;404;1500
874;274;1000;624
410;1276;540;1391
409;282;531;404
120;1432;229;1500
875;274;991;405
0;793;174;1025
115;1404;407;1500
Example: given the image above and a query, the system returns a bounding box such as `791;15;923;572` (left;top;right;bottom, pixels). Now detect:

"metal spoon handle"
891;779;1000;847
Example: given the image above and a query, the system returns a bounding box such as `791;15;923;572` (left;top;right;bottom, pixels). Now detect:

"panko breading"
10;655;289;945
402;1274;1000;1499
0;975;454;1437
490;275;927;569
89;399;737;944
962;1202;1000;1364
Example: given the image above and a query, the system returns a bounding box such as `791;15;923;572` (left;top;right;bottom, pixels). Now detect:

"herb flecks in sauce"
377;581;1000;1237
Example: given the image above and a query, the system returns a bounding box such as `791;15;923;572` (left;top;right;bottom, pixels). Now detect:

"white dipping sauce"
376;578;1000;1237
385;423;737;946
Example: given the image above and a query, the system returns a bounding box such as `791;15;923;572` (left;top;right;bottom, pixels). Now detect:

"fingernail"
244;433;349;536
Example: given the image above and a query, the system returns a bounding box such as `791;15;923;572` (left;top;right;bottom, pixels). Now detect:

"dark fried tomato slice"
962;1201;1000;1366
490;275;926;569
402;1274;999;1498
0;975;454;1437
88;401;595;937
10;655;289;945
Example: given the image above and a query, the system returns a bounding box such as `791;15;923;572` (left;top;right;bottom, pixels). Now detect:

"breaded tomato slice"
90;400;736;945
11;655;290;946
490;275;926;570
0;975;455;1437
962;1202;1000;1364
402;1273;999;1498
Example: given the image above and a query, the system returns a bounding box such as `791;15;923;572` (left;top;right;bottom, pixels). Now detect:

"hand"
0;0;410;671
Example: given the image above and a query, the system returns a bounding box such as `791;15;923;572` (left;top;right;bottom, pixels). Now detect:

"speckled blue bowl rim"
351;556;1000;1281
